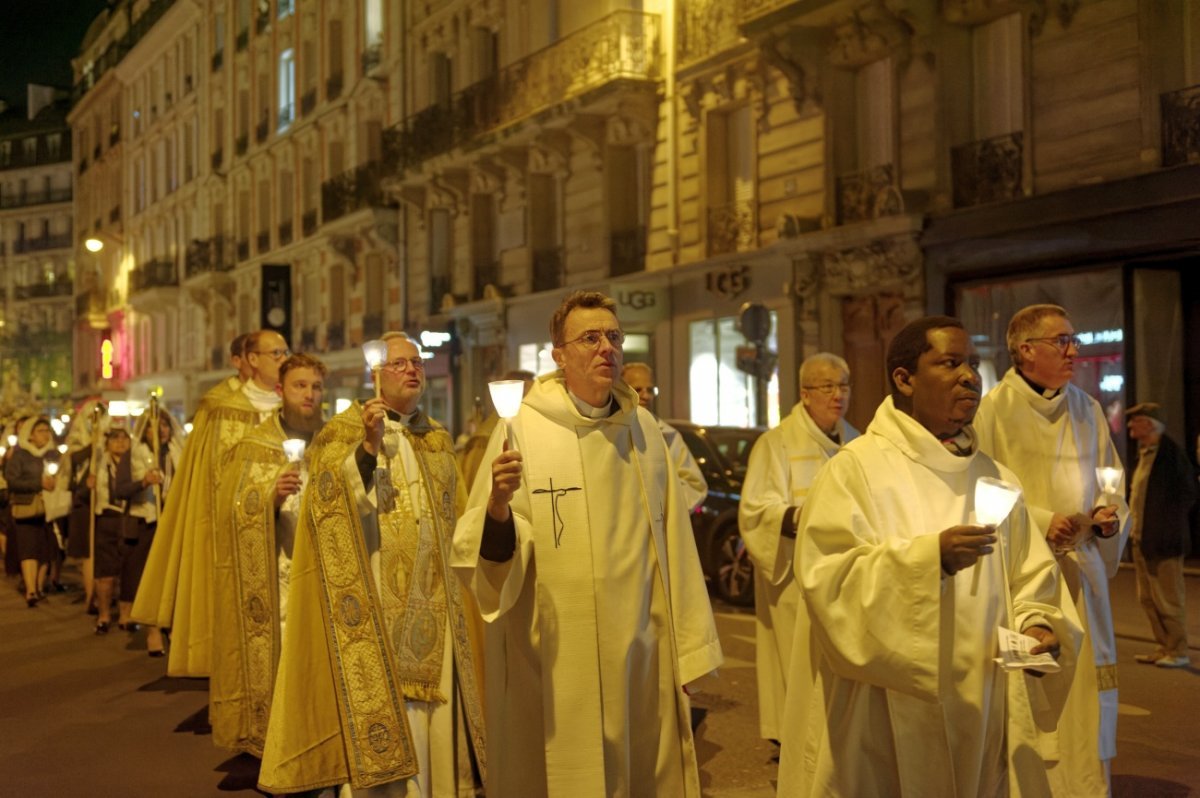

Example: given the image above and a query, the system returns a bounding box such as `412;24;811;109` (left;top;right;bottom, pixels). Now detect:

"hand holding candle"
362;340;388;400
489;380;525;450
975;477;1021;527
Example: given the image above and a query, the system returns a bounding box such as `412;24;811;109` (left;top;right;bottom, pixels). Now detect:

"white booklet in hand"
994;626;1061;673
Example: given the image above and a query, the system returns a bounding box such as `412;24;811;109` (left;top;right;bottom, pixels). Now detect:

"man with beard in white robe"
778;316;1077;798
739;352;857;744
974;304;1126;796
452;290;722;798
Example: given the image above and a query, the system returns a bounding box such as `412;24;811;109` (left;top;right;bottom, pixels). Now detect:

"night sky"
0;0;111;109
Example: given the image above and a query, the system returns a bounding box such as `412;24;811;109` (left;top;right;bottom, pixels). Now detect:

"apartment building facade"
68;0;1200;448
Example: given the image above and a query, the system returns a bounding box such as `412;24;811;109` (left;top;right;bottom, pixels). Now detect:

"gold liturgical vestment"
211;414;290;756
258;405;486;794
132;377;260;677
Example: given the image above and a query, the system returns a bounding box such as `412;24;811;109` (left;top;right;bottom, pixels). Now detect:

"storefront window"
954;268;1126;438
689;313;780;428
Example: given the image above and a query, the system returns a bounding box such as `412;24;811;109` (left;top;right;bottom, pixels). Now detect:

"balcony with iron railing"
951;131;1023;208
237;238;250;261
1162;84;1200;167
185;235;236;279
836;164;902;225
706;199;755;256
326;320;346;351
15;280;73;300
13;233;73;254
130;258;178;293
0;188;73;209
384;10;660;172
71;0;176;106
302;209;318;237
299;326;317;351
256;230;270;254
278;219;293;246
321;162;390;223
301;88;316;117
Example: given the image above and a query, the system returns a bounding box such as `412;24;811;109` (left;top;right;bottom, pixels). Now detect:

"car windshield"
704;429;759;477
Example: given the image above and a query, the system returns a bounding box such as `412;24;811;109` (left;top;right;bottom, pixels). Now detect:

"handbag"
118;511;140;543
11;492;45;520
44;488;72;522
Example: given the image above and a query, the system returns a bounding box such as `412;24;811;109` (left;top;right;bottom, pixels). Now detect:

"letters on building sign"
706;266;751;300
612;283;669;324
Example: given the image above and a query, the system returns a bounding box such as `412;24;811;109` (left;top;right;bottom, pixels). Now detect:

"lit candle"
1095;467;1122;504
44;461;59;477
6;434;16;447
362;339;388;400
282;438;307;464
974;476;1021;527
57;444;68;454
488;379;525;450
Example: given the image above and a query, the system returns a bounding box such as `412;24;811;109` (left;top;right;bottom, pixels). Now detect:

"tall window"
689;313;780;428
278;48;296;130
705;106;754;255
278;0;294;18
972;13;1023;138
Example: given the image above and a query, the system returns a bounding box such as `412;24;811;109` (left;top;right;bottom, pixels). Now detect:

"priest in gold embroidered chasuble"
210;354;328;757
259;333;485;797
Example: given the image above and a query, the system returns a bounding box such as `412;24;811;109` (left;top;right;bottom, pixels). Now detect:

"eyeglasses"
1026;334;1080;352
254;348;291;360
561;329;625;349
802;382;852;396
381;356;425;373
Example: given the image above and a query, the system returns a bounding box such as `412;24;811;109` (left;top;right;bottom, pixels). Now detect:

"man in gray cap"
1126;402;1196;668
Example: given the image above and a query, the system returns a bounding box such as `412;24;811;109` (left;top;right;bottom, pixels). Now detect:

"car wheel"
710;523;754;607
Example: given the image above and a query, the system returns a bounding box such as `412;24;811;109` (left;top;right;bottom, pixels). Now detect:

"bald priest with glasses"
453;290;722;798
974;304;1129;795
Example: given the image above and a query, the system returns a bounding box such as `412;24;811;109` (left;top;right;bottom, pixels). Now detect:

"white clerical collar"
243;379;281;411
567;389;614;419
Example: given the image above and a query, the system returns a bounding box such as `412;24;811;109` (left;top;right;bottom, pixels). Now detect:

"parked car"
667;421;765;607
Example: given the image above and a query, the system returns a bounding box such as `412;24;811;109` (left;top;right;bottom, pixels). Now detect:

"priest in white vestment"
739;352;857;743
778;316;1079;798
622;361;707;510
452;291;723;798
974;304;1127;796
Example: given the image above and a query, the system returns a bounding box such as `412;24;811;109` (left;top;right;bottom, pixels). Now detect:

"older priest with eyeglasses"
452;290;722;798
974;304;1129;795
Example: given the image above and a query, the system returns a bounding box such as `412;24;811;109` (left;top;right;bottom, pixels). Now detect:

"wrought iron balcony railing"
706;199;755;256
15;280;72;300
0;188;73;209
301;88;316;117
302;209;318;236
13;233;73;254
327;320;346;351
609;227;646;277
1161;84;1200;167
185;235;236;278
211;148;224;171
385;10;660;172
278;220;293;246
256;230;270;254
321;161;389;222
532;248;564;293
237;238;250;261
951;131;1023;208
299;327;317;351
130;258;178;293
836;164;902;225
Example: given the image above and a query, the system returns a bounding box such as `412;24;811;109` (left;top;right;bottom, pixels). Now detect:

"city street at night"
2;564;1198;796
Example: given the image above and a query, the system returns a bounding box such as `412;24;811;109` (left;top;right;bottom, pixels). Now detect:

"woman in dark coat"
6;417;57;606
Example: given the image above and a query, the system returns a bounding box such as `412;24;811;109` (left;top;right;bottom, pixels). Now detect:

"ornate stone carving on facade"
819;235;922;295
828;0;914;69
836;163;905;225
329;234;358;266
529;130;572;176
566;114;607;170
758;31;822;115
429;169;469;214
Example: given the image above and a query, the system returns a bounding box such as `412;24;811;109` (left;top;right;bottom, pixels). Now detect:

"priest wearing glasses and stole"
259;332;486;797
974;304;1128;795
453;290;722;798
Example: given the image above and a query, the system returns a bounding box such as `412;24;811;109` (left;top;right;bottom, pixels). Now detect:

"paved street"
1;563;1198;796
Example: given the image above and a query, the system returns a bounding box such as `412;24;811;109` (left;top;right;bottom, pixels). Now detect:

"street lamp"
84;237;104;253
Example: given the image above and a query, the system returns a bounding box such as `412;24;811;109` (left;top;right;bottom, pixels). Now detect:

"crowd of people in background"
2;294;1195;797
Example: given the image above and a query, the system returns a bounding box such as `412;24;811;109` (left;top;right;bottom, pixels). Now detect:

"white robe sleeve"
666;429;707;511
739;429;795;586
797;453;942;701
451;421;537;622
